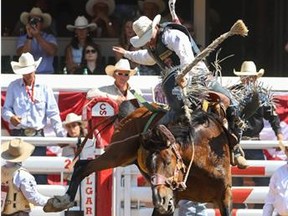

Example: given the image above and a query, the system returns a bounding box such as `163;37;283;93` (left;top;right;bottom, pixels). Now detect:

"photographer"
16;7;58;74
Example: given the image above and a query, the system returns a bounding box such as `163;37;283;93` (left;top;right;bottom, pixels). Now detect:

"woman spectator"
76;42;104;75
61;113;86;181
114;17;138;69
65;16;97;74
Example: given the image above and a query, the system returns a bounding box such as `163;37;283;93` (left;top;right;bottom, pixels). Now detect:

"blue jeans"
178;200;208;216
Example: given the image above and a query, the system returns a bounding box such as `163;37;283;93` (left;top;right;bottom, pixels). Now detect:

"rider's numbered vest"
148;22;200;72
1;165;31;214
148;23;200;111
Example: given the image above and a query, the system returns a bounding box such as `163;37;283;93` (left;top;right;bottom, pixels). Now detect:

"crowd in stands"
1;0;288;215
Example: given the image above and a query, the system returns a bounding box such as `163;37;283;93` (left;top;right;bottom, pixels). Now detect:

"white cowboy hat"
11;53;42;75
233;61;265;78
105;59;136;76
66;16;97;32
62;113;83;127
130;14;161;48
86;0;116;16
1;139;35;163
138;0;166;14
20;7;52;28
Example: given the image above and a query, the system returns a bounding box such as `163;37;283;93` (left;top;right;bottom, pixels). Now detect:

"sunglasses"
115;71;130;77
85;49;96;54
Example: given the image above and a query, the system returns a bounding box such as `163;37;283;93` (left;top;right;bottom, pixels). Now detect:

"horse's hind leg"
151;208;174;216
218;188;232;216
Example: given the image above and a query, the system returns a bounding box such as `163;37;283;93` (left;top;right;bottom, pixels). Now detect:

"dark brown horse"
44;102;235;216
139;109;234;216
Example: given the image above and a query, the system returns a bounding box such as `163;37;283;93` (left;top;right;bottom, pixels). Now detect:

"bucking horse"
44;19;250;216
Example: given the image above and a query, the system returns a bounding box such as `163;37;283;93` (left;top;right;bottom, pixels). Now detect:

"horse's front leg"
44;136;140;212
43;159;91;212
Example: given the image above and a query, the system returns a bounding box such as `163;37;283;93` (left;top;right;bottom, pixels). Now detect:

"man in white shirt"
1;138;50;216
263;143;288;216
2;52;66;184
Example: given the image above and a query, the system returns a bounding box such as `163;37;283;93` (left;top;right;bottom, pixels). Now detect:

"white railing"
1;136;286;216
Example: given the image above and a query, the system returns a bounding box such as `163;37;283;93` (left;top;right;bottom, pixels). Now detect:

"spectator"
230;61;284;209
2;52;66;184
262;143;288;216
61;113;86;182
85;0;119;38
16;7;57;74
12;0;57;36
138;0;166;20
87;58;142;106
76;42;104;75
1;138;50;215
64;16;97;74
115;17;139;70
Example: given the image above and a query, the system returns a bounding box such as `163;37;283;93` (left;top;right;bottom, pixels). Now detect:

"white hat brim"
66;23;97;32
1;140;35;163
62;119;83;127
11;57;42;75
130;14;161;48
20;11;52;28
105;65;136;77
233;69;265;78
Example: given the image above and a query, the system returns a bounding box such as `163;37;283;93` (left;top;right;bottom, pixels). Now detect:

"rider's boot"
233;144;249;169
43;160;90;212
226;106;249;169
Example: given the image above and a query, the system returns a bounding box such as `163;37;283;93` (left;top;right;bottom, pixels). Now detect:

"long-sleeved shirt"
87;82;142;102
263;163;288;216
123;28;208;77
2;78;65;137
13;167;49;206
17;32;57;74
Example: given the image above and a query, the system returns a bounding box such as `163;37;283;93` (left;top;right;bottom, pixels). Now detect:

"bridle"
150;124;194;191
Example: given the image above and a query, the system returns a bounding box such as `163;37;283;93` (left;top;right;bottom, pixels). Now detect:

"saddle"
200;91;238;148
202;91;230;122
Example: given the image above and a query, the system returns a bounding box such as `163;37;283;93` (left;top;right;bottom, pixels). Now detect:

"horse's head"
140;125;187;215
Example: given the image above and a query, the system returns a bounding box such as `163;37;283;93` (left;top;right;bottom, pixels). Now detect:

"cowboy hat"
105;59;136;76
11;52;42;75
86;0;116;16
233;61;265;78
66;16;97;32
130;14;161;48
20;7;52;28
62;113;83;127
138;0;166;14
1;139;35;163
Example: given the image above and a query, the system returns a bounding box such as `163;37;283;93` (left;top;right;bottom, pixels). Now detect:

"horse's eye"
164;159;171;166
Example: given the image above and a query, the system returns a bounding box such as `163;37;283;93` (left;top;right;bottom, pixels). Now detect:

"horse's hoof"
43;194;74;212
